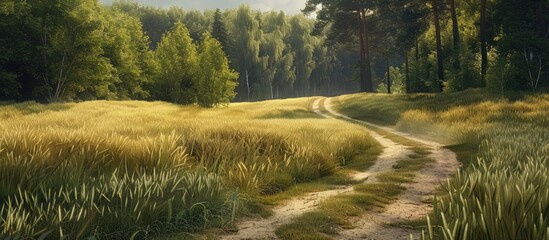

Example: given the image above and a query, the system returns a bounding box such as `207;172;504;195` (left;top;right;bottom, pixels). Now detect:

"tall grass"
335;89;549;239
424;124;549;240
0;98;380;239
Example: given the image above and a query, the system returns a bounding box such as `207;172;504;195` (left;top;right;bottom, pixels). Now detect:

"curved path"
221;97;460;240
322;98;460;239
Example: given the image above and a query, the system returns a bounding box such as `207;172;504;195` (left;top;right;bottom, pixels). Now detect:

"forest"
2;0;546;105
0;0;548;239
1;0;357;105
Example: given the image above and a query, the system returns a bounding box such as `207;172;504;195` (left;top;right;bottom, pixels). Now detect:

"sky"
101;0;308;15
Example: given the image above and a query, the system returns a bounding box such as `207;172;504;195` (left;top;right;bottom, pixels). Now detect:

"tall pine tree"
211;8;230;53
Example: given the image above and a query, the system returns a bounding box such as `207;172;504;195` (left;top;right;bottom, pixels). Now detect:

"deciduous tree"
195;33;238;107
231;5;261;101
154;22;198;104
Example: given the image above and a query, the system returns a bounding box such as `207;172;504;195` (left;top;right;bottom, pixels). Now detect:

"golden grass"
333;89;549;239
274;117;434;239
0;98;381;239
335;89;549;144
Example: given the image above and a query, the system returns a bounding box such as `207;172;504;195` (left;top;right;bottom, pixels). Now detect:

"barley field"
0;98;380;239
335;89;549;239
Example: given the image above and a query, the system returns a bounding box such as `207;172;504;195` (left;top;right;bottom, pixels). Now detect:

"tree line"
112;1;362;101
2;0;546;105
0;0;360;104
304;0;548;94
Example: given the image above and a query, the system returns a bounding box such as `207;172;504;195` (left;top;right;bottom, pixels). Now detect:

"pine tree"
303;0;376;92
211;8;230;53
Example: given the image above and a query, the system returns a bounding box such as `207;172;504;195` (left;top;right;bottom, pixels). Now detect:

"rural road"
220;97;460;240
319;97;460;239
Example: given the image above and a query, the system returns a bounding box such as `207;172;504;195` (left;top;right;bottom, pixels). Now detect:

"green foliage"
444;44;482;92
101;8;156;100
152;25;239;107
154;22;198;104
259;12;299;99
195;33;239;107
112;1;172;49
36;0;114;102
181;10;213;43
258;32;283;99
3;0;548;103
0;73;20;100
287;16;316;96
0;1;28;101
486;48;513;94
2;1;359;104
211;8;230;53
377;66;407;94
304;0;377;93
230;5;261;101
0;0;115;102
492;0;548;91
309;45;331;95
1;0;155;102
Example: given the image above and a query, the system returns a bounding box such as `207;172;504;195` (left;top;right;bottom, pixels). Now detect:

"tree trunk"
415;38;420;62
433;0;444;92
359;9;374;92
450;0;460;50
480;0;488;87
54;51;66;102
405;50;410;93
41;24;53;102
386;55;391;94
415;38;420;93
269;81;274;99
363;12;373;92
358;12;367;92
523;49;544;91
450;0;461;90
245;70;250;101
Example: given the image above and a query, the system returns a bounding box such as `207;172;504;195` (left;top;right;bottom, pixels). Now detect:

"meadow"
2;89;548;239
0;98;381;239
334;89;549;239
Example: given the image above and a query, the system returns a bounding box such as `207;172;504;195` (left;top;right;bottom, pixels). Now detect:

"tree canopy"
1;0;546;104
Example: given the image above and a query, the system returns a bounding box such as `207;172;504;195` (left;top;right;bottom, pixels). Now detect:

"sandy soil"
220;98;460;240
323;98;460;239
221;186;354;240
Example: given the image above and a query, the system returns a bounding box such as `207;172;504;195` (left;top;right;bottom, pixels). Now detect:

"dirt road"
220;97;460;240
